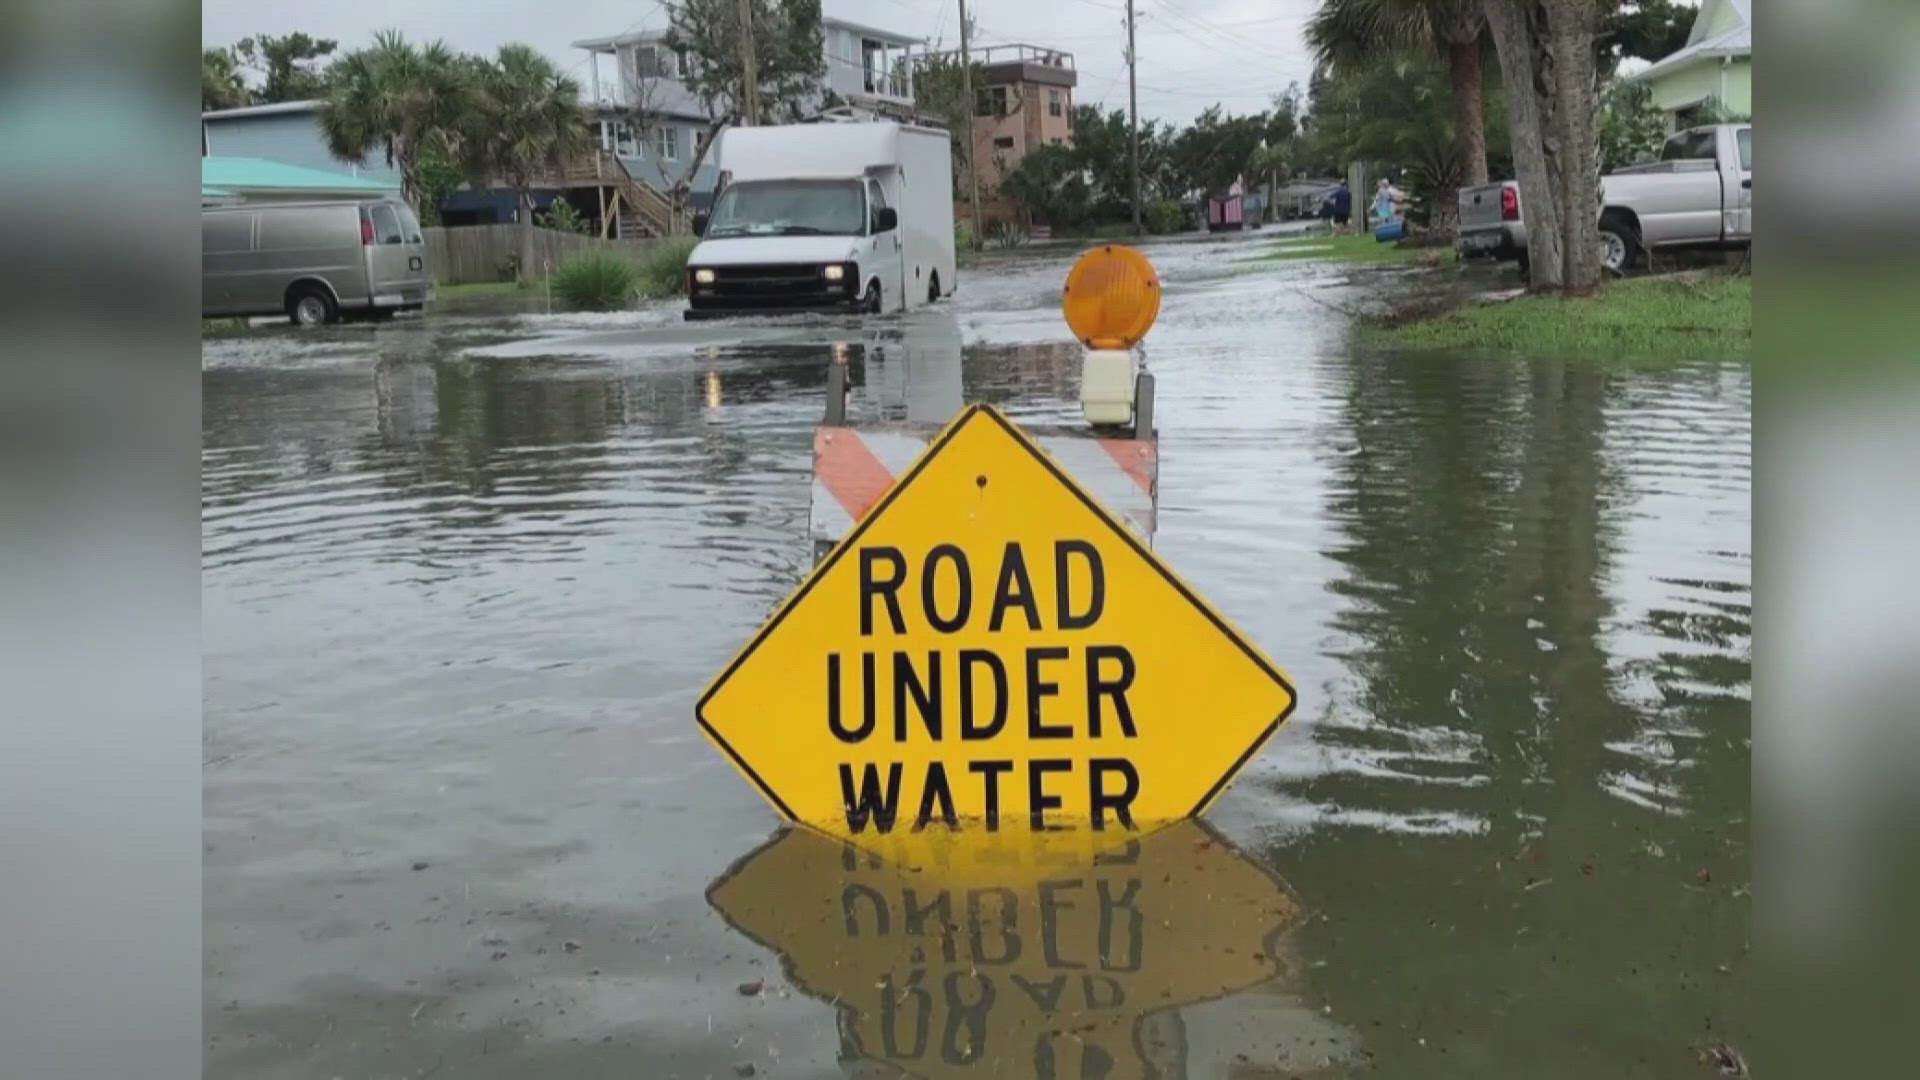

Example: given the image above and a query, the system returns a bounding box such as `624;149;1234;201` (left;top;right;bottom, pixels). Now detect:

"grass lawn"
201;317;252;338
1366;273;1752;359
1263;230;1457;267
434;280;535;300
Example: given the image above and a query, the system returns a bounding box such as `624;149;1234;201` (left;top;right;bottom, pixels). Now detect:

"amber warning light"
1062;244;1161;349
1063;245;1160;426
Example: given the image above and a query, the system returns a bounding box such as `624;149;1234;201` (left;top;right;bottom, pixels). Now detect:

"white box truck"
684;121;956;319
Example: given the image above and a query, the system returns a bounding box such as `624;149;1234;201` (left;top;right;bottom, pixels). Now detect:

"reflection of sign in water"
698;405;1297;840
707;821;1300;1080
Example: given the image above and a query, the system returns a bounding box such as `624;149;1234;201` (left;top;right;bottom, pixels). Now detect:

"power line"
561;1;668;79
1141;0;1301;66
1127;0;1140;235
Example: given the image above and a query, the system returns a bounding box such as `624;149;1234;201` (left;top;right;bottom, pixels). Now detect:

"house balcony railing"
922;43;1075;70
863;70;912;100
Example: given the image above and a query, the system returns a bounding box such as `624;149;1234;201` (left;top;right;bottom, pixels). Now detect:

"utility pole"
958;0;982;243
736;0;760;125
1126;0;1141;236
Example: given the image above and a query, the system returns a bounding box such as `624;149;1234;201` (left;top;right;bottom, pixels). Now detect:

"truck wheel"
1515;250;1531;275
926;272;941;304
1600;213;1641;274
863;281;883;314
286;284;337;327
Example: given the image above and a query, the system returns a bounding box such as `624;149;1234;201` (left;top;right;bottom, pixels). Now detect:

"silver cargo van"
203;199;434;325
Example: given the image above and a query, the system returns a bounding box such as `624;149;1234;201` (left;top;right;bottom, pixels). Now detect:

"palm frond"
1306;0;1438;72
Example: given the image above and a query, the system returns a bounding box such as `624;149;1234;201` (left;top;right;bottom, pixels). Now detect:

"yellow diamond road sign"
697;404;1295;838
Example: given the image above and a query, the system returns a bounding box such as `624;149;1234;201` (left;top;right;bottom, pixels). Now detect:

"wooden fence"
424;224;669;285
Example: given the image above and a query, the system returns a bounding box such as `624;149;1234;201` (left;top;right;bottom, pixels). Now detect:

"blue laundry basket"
1374;219;1407;243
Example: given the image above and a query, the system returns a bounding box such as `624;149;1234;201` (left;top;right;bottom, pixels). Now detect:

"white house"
570;13;923;214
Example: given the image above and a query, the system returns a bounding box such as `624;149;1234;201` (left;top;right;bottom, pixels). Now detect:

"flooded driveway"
204;233;1750;1078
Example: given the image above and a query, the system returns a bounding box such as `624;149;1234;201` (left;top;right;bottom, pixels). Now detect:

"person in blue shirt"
1320;184;1352;234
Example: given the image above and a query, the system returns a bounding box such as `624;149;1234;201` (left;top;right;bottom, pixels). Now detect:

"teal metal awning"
201;156;395;194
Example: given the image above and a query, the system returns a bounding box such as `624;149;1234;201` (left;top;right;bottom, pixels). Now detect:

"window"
828;29;859;65
993;136;1015;149
862;39;885;95
1048;89;1063;117
613;123;636;157
867;179;889;232
395;203;425;244
1736;127;1752;171
653;125;678;161
369;203;405;245
705;179;868;239
975;86;1008;118
1662;129;1715;161
632;45;676;79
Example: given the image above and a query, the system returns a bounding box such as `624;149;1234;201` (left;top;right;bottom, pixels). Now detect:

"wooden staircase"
582;150;690;240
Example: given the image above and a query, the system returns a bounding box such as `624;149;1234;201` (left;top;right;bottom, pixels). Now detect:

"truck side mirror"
873;207;898;233
691;212;709;236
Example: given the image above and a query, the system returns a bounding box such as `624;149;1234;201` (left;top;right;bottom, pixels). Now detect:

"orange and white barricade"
810;421;1157;557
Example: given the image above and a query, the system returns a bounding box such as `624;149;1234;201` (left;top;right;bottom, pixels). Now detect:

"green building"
1629;0;1751;131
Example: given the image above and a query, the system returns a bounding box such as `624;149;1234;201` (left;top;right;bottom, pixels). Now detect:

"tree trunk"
1483;0;1564;292
518;188;535;283
1348;160;1367;233
1446;39;1490;186
671;116;732;219
1545;0;1603;293
1430;182;1461;237
393;136;418;216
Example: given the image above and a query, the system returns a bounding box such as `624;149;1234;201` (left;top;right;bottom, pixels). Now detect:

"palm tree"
317;31;472;213
1310;55;1471;235
202;47;251;111
1306;0;1489;192
465;45;595;282
1245;140;1292;226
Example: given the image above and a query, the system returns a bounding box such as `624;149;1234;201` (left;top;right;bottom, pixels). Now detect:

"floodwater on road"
204;232;1751;1078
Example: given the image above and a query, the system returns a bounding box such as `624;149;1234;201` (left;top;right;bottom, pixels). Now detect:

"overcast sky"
202;0;1320;126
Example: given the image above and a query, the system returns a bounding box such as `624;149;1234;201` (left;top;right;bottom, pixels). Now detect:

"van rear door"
364;202;433;309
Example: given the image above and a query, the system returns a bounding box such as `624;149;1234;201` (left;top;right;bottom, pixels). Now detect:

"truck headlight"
821;264;846;282
692;268;716;285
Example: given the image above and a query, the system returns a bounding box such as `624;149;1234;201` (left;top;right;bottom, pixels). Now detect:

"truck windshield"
705;180;865;238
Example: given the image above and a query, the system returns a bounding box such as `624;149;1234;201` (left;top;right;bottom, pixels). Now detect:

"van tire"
863;281;883;314
927;272;941;304
287;284;337;327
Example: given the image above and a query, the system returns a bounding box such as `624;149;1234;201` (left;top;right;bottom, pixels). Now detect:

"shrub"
550;252;639;311
984;220;1029;249
541;197;590;235
954;218;978;253
1145;199;1184;235
635;236;700;299
1599;79;1668;172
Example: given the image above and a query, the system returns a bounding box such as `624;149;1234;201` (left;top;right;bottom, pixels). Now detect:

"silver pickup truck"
1457;123;1752;273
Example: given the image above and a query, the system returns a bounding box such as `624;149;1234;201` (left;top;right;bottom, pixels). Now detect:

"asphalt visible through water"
204;230;1751;1078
